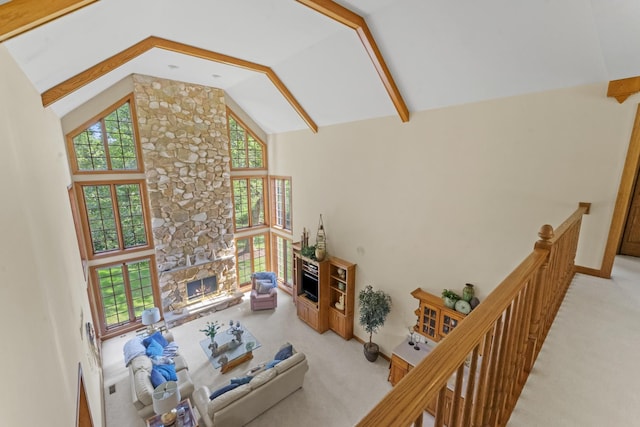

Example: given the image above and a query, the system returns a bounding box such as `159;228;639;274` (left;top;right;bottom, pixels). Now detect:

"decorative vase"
463;283;475;302
470;296;480;309
315;247;326;261
364;342;379;362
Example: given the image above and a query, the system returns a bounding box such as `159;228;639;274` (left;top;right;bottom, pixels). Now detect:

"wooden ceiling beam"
40;36;318;133
607;76;640;104
297;0;410;122
0;0;98;43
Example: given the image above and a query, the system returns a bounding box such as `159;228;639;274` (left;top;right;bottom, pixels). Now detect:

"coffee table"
199;326;261;374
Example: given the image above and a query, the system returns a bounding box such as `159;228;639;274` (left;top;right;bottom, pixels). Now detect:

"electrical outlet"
109;384;116;394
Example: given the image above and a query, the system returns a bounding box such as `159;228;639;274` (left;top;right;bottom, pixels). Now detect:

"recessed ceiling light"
168;64;179;69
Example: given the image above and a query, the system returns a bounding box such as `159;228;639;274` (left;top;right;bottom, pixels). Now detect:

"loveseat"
124;331;195;419
193;345;309;427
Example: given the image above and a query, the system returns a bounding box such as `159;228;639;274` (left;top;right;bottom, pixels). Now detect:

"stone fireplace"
133;74;242;326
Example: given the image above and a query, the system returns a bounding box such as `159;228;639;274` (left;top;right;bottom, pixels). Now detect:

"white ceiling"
4;0;640;134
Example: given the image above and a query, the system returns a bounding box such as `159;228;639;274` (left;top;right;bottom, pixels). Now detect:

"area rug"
199;327;261;369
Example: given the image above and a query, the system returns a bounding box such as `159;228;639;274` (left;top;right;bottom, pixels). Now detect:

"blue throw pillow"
230;375;252;385
265;359;281;369
274;343;293;361
154;364;177;381
143;331;169;348
150;367;166;388
209;383;240;400
145;339;164;357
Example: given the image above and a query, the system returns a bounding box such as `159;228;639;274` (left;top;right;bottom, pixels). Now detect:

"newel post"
525;224;554;370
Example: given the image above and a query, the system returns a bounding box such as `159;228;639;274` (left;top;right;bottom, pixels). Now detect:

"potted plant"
200;320;221;348
358;285;392;362
442;289;461;309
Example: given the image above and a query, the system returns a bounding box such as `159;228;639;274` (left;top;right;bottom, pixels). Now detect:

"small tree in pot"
358;285;392;362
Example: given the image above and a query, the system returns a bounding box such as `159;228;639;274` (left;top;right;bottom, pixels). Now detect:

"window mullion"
110;184;125;251
246;178;253;228
121;263;137;322
101;119;113;170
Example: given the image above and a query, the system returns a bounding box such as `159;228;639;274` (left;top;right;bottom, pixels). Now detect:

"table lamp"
141;307;161;334
152;381;180;426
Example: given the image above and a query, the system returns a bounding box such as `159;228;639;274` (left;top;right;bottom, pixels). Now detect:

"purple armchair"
250;272;278;311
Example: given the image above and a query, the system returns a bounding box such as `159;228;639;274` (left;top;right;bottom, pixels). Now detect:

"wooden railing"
357;202;591;427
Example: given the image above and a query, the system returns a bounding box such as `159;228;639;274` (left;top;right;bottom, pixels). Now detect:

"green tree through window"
71;101;139;172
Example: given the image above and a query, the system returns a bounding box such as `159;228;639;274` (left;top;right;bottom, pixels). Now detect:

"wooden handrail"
357;202;590;427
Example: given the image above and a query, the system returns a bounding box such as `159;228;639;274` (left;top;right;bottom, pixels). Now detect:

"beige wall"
0;46;104;426
269;83;637;355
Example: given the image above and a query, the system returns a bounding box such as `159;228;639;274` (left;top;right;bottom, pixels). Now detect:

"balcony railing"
357;202;591;427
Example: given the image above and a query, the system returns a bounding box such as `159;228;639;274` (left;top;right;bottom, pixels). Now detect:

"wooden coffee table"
146;398;197;427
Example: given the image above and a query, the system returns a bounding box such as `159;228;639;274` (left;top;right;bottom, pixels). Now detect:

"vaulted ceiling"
3;0;640;134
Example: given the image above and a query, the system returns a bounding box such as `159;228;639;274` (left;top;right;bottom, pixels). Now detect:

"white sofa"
126;332;195;419
193;351;309;427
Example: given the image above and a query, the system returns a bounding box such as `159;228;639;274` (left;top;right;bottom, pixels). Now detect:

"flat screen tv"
302;272;319;302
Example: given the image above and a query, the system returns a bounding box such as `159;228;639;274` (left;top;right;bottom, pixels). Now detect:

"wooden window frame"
66;94;143;175
89;255;160;338
272;233;294;291
227;109;267;171
232;176;269;232
75;179;153;260
234;232;271;288
270;176;293;233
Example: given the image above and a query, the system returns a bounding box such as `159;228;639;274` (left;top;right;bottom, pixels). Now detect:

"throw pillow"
163;342;179;358
230;375;253;385
123;337;146;366
154;364;177;381
145;339;164;357
274;343;293;361
150;367;166;388
257;279;272;294
265;359;281;369
209;383;240;400
143;331;169;348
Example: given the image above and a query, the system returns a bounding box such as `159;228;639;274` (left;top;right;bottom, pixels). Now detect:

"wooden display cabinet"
327;257;356;340
292;244;356;338
293;247;329;333
411;288;468;342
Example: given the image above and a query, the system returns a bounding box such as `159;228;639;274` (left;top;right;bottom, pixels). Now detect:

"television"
302;272;319;302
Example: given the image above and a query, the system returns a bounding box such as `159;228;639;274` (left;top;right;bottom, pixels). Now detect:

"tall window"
232;177;266;230
67;95;159;338
93;258;156;329
273;234;294;289
271;177;292;231
228;111;266;170
235;234;268;286
78;182;150;256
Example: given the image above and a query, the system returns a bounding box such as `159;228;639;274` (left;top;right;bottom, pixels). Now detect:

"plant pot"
364;342;379;362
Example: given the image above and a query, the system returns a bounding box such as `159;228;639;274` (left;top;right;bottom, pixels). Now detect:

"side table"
146;398;197;427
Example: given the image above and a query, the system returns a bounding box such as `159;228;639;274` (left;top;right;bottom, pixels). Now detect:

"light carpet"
102;289;393;427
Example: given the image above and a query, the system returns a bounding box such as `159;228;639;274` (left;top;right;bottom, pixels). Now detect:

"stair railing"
357;202;590;427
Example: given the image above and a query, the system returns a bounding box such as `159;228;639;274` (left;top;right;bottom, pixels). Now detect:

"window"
67;95;158;338
77;181;151;257
67;96;141;174
273;234;294;289
92;257;158;331
232;177;266;230
228;111;266;170
235;234;268;286
271;177;292;231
